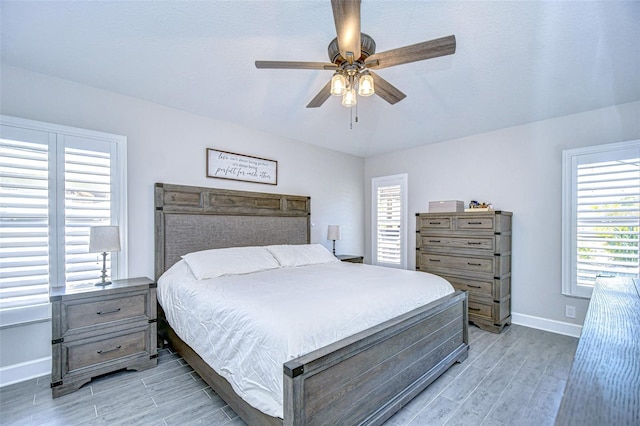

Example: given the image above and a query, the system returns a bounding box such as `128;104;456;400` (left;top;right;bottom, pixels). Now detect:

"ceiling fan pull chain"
355;103;359;123
350;106;353;129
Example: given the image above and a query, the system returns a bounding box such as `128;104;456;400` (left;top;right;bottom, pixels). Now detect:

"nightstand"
337;254;364;264
50;277;158;397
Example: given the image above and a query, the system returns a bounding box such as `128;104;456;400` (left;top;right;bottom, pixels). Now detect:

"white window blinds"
575;157;639;285
63;145;114;285
372;174;407;269
0;138;50;314
562;140;640;298
0;117;127;326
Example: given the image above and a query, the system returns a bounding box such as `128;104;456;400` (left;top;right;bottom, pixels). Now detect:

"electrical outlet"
565;305;576;319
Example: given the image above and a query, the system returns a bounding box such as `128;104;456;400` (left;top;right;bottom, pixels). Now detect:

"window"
562;140;640;298
372;174;408;269
0;116;127;326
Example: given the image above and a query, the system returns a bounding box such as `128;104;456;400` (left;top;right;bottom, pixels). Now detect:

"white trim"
511;312;583;338
0;356;51;388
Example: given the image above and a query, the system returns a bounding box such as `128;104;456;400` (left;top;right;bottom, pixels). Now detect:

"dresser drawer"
468;300;494;322
417;216;452;230
456;216;494;230
66;328;148;372
417;235;495;252
61;290;151;335
418;253;495;275
443;276;493;298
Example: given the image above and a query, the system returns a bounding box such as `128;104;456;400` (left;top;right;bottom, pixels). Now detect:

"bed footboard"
283;290;469;426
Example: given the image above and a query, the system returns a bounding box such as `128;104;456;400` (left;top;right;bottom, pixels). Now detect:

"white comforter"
157;260;454;419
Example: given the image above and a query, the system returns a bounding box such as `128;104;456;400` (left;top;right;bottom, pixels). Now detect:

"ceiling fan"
255;0;456;108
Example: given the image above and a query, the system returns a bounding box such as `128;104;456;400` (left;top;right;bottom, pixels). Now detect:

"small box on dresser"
416;211;512;333
50;277;158;397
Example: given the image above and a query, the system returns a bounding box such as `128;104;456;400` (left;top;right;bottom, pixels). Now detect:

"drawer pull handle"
429;222;441;225
469;307;481;311
467;242;482;245
467;262;482;266
97;345;122;354
429;259;441;262
467;222;483;225
468;284;482;289
97;308;121;315
429;240;441;243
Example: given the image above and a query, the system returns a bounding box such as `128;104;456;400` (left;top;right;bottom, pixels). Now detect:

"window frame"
371;173;408;269
0;115;127;327
561;139;640;298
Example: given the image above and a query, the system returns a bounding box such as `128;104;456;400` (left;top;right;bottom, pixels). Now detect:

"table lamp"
327;225;341;256
89;225;121;286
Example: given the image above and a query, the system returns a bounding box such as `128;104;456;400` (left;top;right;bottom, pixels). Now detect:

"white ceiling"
1;1;639;157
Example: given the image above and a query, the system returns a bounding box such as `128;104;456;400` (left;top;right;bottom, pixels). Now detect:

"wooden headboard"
154;183;310;279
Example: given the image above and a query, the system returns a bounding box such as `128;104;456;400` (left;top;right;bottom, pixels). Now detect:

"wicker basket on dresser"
416;211;512;333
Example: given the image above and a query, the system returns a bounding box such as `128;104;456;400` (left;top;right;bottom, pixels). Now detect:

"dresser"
556;277;640;425
416;211;512;333
50;277;158;397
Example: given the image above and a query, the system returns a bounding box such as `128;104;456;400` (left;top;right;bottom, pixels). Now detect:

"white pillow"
181;246;280;280
266;244;339;267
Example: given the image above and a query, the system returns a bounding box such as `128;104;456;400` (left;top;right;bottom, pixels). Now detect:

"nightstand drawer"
67;328;148;372
61;290;151;335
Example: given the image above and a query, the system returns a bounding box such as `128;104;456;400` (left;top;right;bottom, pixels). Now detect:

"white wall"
365;100;640;333
0;65;365;385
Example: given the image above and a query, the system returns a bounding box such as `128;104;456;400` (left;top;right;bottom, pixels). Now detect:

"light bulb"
358;72;375;97
342;87;357;107
330;73;346;96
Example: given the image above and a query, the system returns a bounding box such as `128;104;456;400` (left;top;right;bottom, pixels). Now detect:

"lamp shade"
89;226;121;253
327;225;341;241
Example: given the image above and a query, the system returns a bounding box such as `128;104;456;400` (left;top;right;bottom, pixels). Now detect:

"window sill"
0;304;51;329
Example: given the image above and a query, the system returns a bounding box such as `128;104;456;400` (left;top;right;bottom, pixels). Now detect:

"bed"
154;183;469;426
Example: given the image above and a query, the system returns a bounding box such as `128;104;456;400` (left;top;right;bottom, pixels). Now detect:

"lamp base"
95;280;112;287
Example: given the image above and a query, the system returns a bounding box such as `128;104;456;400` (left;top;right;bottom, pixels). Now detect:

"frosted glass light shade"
327;225;341;241
89;226;121;253
342;87;357;107
330;73;346;96
358;73;375;96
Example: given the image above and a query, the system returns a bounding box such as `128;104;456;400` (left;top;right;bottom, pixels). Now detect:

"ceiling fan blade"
306;80;332;108
370;72;406;105
331;0;361;62
255;61;338;70
365;35;456;70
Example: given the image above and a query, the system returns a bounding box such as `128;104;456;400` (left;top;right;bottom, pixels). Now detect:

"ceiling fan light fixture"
330;72;346;96
358;72;375;97
342;86;357;107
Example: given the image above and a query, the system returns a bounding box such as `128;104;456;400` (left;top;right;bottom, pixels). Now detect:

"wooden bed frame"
154;183;469;426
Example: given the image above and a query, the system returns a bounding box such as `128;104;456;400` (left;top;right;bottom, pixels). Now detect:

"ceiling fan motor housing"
328;33;376;65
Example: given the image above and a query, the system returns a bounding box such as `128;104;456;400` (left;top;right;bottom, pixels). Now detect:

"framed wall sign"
206;148;278;185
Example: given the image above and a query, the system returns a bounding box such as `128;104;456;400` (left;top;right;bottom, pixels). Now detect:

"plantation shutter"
575;154;639;286
376;185;402;264
372;174;407;269
563;140;640;298
0;131;51;318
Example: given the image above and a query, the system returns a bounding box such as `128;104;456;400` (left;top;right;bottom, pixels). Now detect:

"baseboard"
0;357;51;388
511;312;583;338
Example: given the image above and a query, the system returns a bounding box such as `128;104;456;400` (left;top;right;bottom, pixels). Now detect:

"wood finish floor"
0;324;577;426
